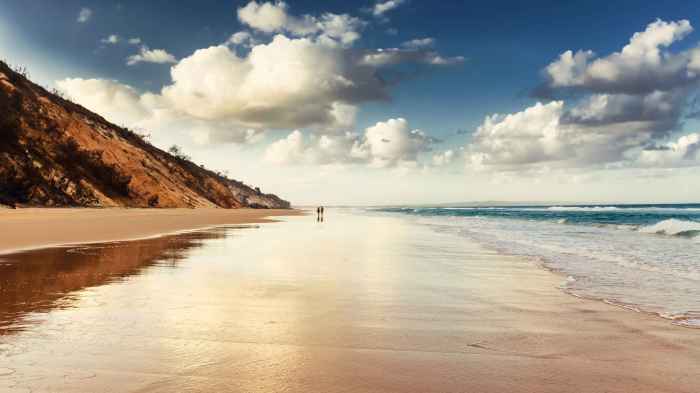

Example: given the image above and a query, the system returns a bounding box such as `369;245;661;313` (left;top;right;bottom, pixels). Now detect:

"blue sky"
2;1;700;204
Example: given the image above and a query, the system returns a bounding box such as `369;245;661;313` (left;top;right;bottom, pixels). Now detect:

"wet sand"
1;210;699;392
0;208;301;254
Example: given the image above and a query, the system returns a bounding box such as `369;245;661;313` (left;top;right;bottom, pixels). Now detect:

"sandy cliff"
0;61;289;209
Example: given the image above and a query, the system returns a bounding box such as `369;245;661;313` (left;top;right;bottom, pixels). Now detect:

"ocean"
377;204;700;327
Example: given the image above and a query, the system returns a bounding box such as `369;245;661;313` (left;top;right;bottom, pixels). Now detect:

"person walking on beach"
316;206;321;221
320;206;325;221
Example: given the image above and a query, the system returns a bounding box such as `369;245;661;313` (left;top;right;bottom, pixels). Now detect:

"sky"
2;0;700;205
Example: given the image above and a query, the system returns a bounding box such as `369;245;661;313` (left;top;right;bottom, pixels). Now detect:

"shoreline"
0;207;304;255
471;234;700;330
480;240;700;331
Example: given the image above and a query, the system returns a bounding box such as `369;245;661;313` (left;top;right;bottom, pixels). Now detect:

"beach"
1;209;699;392
0;208;301;255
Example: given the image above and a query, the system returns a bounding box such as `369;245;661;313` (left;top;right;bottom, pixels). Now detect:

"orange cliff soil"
0;61;290;209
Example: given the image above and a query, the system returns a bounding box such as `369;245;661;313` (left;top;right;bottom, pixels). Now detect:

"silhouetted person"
320;206;325;221
316;206;321;222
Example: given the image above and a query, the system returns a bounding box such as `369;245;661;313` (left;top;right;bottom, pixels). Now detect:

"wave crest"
547;206;619;211
638;219;700;237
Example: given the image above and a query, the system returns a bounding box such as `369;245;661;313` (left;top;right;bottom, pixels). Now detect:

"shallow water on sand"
0;213;497;392
1;211;698;392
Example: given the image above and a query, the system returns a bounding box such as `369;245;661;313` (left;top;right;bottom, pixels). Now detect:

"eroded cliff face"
0;61;290;209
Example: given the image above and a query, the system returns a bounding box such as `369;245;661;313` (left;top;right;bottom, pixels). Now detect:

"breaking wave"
547;206;620;211
638;219;700;238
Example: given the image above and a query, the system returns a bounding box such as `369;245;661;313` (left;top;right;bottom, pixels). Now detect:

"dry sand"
0;209;698;392
0;207;302;254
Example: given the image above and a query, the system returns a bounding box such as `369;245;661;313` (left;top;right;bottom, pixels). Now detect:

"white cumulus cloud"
466;91;693;171
127;46;178;66
363;118;435;167
467;101;569;170
158;39;384;129
264;118;436;167
468;19;700;173
543;19;698;94
237;1;365;47
264;130;368;165
372;0;405;17
57;78;265;145
545;50;594;88
56;78;151;125
237;1;290;33
637;133;700;168
60;2;463;149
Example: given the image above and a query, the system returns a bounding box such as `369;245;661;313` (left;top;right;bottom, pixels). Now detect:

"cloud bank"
59;1;463;154
237;1;365;47
467;19;700;173
264;118;436;168
543;20;697;95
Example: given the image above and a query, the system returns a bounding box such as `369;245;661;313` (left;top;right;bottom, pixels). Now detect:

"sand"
0;207;302;254
1;209;698;392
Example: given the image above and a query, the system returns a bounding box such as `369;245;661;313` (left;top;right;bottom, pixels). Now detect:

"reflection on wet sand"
0;229;228;335
1;213;699;393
